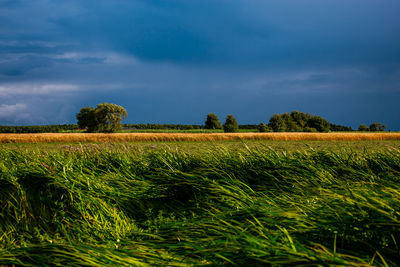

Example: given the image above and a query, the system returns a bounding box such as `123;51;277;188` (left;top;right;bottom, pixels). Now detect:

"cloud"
2;0;400;69
0;83;78;97
37;0;399;67
0;103;27;122
0;103;26;115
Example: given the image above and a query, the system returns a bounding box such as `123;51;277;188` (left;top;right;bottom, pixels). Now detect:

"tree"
281;113;298;132
307;116;330;132
369;122;386;132
258;123;272;132
223;114;239;132
76;106;97;132
290;110;310;128
330;123;353;131
268;114;286;132
205;113;222;129
76;103;127;133
358;124;369;131
95;103;128;133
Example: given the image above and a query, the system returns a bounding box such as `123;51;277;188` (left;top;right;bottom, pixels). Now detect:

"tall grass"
1;132;400;143
0;146;399;265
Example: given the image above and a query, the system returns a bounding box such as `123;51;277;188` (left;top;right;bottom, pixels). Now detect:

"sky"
0;0;399;129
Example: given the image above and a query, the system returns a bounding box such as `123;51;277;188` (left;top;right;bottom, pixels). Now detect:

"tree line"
0;124;77;133
124;124;261;130
204;111;387;133
0;103;388;133
123;124;203;130
205;111;333;133
358;123;386;132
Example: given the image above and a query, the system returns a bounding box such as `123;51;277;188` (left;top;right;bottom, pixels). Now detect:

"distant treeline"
265;111;385;132
0;124;258;133
123;124;204;130
329;123;354;132
0;124;78;133
123;124;260;130
0;123;356;133
0;115;385;133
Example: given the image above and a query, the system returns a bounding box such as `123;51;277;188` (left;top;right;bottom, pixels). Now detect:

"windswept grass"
1;132;400;143
1;145;399;265
2;139;400;155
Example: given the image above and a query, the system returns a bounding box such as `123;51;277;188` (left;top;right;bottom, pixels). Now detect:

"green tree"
76;106;97;132
307;116;330;132
358;124;369;131
76;103;127;133
258;123;272;132
290;110;310;128
369;122;386;132
223;114;239;133
330;123;353;131
268;114;286;132
95;103;128;133
268;111;352;132
204;113;222;129
281;113;297;132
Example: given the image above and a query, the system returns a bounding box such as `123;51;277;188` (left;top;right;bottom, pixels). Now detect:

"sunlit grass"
1;139;400;154
1;144;399;265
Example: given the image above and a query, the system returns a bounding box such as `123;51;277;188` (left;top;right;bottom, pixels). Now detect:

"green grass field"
2;139;400;154
1;141;400;265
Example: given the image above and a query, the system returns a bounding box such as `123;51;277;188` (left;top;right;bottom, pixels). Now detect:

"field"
1;139;400;266
122;129;258;133
1;132;400;143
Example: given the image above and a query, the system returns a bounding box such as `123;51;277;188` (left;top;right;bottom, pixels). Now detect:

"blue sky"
0;0;399;129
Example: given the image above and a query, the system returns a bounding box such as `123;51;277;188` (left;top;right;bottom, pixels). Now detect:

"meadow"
1;138;400;266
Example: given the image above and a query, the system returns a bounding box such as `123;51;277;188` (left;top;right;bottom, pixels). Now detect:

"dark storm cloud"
45;0;400;66
0;0;399;128
3;0;400;68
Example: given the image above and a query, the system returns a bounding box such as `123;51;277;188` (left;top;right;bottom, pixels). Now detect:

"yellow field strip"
1;132;400;143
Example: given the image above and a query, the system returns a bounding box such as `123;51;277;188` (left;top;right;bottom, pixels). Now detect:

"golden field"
1;132;400;143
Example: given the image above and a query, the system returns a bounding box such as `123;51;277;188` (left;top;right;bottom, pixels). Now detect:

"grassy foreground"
1;145;400;266
2;139;400;154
